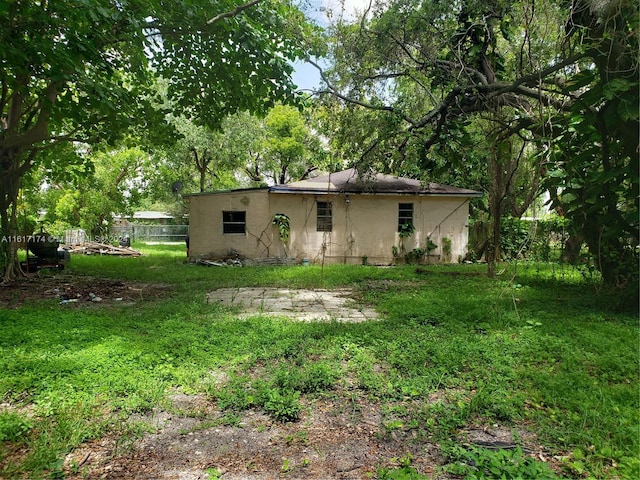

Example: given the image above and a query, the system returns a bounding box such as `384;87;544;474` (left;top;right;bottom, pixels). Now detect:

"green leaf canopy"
0;0;316;279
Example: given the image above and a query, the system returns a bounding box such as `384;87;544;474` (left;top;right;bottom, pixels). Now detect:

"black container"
28;228;59;259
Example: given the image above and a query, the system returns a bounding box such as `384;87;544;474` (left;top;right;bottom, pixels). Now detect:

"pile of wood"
66;241;143;256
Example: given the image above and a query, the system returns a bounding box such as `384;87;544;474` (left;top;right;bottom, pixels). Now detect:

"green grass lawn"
1;244;638;479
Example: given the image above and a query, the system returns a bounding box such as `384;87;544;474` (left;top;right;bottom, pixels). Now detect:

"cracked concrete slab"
206;288;379;322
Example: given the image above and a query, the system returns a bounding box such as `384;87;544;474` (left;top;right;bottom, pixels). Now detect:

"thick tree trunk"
486;199;502;278
486;147;504;278
0;173;21;283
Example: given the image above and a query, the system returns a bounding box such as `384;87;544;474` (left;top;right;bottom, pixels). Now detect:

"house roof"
269;168;482;197
132;211;175;220
113;211;175;220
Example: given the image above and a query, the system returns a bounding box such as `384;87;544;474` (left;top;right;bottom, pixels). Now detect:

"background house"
186;169;482;265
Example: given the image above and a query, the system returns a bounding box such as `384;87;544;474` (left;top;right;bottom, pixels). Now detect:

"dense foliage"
0;0;315;280
318;0;638;289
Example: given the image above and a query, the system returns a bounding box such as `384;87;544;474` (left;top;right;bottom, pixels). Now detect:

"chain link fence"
111;224;189;243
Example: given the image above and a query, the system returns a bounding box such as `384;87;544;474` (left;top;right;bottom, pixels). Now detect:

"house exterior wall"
188;189;276;259
270;193;471;264
188;190;472;264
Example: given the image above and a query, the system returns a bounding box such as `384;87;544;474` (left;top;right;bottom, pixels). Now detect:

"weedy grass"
0;246;637;479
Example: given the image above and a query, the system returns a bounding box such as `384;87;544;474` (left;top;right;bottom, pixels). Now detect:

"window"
398;203;414;232
222;211;246;234
316;201;332;232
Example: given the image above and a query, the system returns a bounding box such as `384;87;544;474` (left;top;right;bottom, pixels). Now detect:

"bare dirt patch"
0;273;171;308
62;392;548;480
64;394;446;480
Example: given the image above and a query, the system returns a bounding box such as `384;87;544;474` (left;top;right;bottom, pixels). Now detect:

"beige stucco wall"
188;189;276;260
188;190;472;264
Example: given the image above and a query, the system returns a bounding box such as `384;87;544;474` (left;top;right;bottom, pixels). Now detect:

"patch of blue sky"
292;0;372;92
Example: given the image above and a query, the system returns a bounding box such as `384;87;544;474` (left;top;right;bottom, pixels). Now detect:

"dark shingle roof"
269;168;482;197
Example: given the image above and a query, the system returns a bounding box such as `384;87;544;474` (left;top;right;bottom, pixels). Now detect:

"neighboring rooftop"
269;168;483;197
132;211;175;220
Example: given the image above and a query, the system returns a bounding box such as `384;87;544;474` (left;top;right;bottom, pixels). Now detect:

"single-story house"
186;168;482;265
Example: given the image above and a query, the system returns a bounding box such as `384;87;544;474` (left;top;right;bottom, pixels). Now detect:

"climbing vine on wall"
272;213;291;243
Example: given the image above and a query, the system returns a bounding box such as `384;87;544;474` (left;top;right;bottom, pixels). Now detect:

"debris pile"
195;258;243;267
192;256;299;267
0;275;171;309
67;241;143;256
193;249;244;266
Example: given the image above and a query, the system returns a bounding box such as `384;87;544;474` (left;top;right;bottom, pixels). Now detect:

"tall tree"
318;0;637;288
38;147;149;238
320;0;560;275
172;116;245;194
544;0;639;289
143;112;264;211
141;104;327;219
0;0;314;281
260;104;319;184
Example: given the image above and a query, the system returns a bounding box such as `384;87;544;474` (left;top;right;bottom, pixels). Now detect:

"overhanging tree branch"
310;59;419;127
207;0;263;25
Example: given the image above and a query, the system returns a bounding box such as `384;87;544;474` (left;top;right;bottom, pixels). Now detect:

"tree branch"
115;167;129;187
310;59;419;128
436;59;489;85
1;81;59;150
207;0;263;25
511;52;587;89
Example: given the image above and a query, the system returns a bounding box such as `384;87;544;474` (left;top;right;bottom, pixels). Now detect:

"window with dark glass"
316;201;332;232
398;203;414;232
222;211;246;234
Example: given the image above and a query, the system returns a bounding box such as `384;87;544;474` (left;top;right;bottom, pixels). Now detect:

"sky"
291;0;371;92
292;61;322;92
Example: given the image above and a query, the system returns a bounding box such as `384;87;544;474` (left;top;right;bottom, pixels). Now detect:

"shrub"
263;389;301;422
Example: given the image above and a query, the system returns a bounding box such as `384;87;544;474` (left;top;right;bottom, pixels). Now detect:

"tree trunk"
199;166;206;193
0;172;21;283
562;234;582;264
486;146;504;278
278;163;288;185
191;148;210;193
486;198;502;278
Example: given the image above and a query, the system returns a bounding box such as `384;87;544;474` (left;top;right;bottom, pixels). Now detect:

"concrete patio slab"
206;288;379;322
